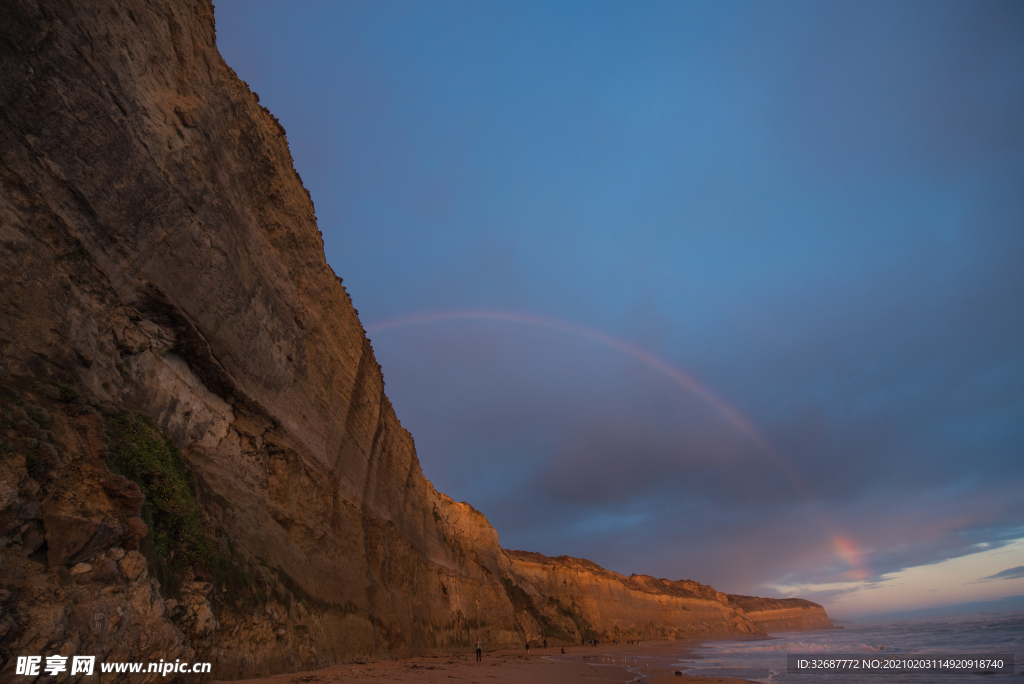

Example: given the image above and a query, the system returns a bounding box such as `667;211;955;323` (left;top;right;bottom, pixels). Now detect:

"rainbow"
832;536;869;581
367;308;866;578
367;308;772;448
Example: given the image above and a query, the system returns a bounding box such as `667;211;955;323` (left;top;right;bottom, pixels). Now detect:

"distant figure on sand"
543;638;547;649
525;642;530;655
476;637;482;662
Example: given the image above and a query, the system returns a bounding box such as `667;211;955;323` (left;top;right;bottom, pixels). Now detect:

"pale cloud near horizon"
773;538;1024;618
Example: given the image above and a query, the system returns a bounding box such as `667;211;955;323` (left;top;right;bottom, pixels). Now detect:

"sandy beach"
214;640;755;684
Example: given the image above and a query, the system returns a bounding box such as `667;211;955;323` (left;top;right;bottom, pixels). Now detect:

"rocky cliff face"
726;595;834;633
0;0;830;679
506;551;761;640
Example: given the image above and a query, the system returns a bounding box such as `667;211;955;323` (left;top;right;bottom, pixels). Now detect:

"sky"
213;0;1024;619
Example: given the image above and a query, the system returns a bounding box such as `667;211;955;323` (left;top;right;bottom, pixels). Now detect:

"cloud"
977;566;1024;582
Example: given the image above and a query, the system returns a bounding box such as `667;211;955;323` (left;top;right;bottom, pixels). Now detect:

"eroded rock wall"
0;382;194;680
506;551;761;641
0;0;518;676
726;595;834;633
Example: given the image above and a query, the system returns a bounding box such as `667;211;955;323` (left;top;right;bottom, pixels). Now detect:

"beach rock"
45;516;127;567
88;559;120;584
101;475;145;511
119;551;148;583
190;599;219;639
0;482;16;513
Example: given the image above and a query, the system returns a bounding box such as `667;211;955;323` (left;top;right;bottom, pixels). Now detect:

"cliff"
726;595;834;633
502;552;832;639
0;0;830;679
506;551;761;640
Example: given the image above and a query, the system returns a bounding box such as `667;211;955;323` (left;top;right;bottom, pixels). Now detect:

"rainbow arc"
367;307;866;580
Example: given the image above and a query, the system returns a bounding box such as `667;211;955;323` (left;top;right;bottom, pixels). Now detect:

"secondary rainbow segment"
367;308;771;449
367;308;862;577
833;536;870;581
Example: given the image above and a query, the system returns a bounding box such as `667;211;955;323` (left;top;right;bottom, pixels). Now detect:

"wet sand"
215;640;755;684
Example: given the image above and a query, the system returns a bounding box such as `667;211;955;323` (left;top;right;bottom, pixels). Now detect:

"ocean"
678;612;1024;682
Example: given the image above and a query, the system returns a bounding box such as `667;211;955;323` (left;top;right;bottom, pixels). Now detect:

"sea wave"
688;615;1023;683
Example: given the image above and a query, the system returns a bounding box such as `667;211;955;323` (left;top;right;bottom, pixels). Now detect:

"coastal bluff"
726;595;835;633
0;0;830;679
505;551;831;639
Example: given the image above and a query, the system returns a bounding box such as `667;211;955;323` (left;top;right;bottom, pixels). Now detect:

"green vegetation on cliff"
106;412;214;570
104;411;258;603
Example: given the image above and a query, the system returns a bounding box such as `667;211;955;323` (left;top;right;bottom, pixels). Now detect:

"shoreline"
214;639;759;684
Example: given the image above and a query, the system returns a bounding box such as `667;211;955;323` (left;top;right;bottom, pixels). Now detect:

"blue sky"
213;0;1024;617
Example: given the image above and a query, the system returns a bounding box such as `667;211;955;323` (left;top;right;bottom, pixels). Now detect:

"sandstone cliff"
726;595;833;633
505;551;761;640
0;0;830;679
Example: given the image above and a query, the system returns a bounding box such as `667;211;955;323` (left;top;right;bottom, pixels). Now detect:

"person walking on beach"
525;641;530;656
476;638;482;662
